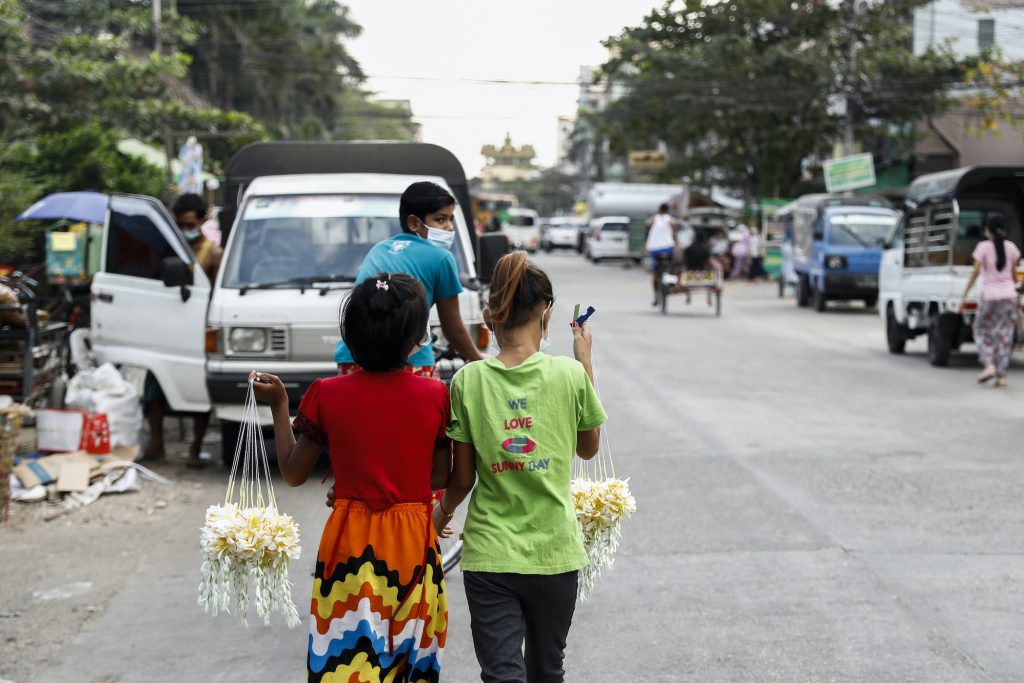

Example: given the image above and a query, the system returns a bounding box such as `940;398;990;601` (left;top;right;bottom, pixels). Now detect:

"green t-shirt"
448;353;608;574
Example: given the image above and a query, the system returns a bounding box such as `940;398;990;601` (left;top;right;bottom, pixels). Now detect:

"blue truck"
779;194;898;312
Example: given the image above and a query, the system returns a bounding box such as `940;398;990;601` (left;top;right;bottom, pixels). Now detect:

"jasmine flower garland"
197;382;302;627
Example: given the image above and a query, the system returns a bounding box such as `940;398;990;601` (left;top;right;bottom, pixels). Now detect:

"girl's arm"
961;261;981;303
250;371;321;487
577;428;600;460
438;441;476;516
431;442;453;490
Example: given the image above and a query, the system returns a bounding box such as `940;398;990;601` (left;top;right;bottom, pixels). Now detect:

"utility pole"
152;0;162;54
843;0;859;157
152;0;176;200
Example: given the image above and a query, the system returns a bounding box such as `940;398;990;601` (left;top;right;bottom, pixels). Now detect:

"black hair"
487;251;554;329
659;203;670;213
341;273;428;371
172;193;207;218
987;215;1008;272
399;182;455;233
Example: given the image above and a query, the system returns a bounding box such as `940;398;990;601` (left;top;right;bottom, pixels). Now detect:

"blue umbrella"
17;191;110;224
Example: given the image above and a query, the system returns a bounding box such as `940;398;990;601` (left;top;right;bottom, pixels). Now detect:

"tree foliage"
596;0;960;198
179;0;414;140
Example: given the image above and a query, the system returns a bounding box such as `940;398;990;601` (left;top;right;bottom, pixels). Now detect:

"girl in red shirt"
252;272;451;683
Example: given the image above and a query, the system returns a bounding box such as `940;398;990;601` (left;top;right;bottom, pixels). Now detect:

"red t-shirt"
292;372;450;510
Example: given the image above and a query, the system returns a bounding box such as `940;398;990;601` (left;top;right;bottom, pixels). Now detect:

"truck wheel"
927;314;954;367
221;420;240;467
886;306;907;354
797;276;811;308
813;285;827;312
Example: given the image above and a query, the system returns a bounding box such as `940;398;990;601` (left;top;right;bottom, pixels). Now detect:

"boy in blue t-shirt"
334;181;486;373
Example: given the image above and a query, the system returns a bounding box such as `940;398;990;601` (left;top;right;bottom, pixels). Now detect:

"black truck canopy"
219;141;473;245
906;166;1024;206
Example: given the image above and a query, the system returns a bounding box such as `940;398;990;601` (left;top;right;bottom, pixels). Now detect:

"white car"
585;216;632;262
541;217;584;251
501;208;541;252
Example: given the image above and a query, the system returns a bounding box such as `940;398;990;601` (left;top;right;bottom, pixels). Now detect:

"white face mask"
539;303;552;353
419;218;455;250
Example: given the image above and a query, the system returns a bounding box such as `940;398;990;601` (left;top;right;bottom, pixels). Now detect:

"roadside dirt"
1;424;227;683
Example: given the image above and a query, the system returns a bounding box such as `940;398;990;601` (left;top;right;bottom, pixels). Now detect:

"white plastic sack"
64;363;142;448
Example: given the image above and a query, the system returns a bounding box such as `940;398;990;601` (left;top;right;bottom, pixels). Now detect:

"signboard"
823;153;876;193
628;150;668;173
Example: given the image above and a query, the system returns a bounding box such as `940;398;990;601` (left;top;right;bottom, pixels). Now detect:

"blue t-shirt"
334;232;463;367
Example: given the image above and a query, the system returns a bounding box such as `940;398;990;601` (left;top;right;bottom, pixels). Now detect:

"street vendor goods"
198;381;301;627
571;347;636;600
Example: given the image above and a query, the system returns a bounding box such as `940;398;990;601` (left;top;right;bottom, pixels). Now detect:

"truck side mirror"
477;233;511;284
160;257;193;288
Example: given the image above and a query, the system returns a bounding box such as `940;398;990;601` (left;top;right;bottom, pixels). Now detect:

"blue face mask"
182;229;202;242
419;218;455;250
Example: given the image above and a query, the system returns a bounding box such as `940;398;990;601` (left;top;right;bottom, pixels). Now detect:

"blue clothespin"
575;306;596;326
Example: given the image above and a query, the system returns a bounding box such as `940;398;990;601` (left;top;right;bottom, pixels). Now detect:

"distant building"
912;1;1024;176
914;0;1024;60
556;116;576;175
480;133;537;185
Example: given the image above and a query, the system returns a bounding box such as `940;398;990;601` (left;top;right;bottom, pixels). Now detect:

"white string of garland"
571;335;637;600
198;379;302;627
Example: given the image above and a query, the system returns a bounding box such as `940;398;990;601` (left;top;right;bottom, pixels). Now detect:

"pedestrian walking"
962;215;1021;388
436;251;607;683
729;224;752;280
141;193;221;468
252;274;451;681
747;226;768;281
646;203;678;306
334;181;485;376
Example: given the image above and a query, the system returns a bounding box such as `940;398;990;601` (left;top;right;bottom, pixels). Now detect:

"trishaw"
659;267;723;317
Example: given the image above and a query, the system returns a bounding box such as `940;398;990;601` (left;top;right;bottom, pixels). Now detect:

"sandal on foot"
977;368;996;384
995;377;1008;388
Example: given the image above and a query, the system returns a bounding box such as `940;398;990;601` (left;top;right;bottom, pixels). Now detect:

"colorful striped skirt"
308;499;447;683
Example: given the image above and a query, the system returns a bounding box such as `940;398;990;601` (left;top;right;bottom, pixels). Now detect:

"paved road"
10;252;1024;682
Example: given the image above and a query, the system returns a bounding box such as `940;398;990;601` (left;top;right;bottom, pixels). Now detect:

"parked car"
880;165;1024;366
584;216;632;262
787;194;897;311
501;207;541;252
541;217;585;252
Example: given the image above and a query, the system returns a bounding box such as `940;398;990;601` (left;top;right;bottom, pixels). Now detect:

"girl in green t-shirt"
436;251;607;683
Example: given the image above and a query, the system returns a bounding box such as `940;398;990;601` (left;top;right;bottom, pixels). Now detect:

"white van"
501;208;541;252
93;143;509;460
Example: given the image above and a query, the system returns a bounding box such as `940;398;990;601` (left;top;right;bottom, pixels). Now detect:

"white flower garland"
572;477;636;600
571;343;636;600
197;381;302;627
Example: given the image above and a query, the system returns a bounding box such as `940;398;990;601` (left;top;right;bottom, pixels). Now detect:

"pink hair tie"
376;280;389;291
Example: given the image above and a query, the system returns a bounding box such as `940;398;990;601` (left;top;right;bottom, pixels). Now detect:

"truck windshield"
827;213;896;248
221;194;469;288
507;215;536;227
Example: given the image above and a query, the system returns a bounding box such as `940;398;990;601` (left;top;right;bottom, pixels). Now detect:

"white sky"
342;1;660;178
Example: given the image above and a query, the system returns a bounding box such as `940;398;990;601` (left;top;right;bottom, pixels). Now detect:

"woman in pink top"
961;215;1021;387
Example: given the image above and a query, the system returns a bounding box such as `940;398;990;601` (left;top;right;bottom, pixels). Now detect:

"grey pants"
463;570;578;683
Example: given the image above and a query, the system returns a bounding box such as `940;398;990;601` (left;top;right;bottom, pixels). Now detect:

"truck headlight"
229;327;268;353
826;255;847;269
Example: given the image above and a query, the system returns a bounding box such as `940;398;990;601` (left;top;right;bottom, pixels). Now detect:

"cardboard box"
13;450;102;490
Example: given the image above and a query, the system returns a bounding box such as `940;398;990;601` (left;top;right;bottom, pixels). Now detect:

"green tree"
596;0;960;199
179;0;413;141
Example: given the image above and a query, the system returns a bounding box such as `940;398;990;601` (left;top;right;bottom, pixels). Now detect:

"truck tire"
797;276;811;308
813;284;827;312
221;420;240;467
886;305;907;354
927;314;955;367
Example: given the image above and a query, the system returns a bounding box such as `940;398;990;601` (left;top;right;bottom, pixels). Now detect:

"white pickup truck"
91;142;509;460
879;166;1024;366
